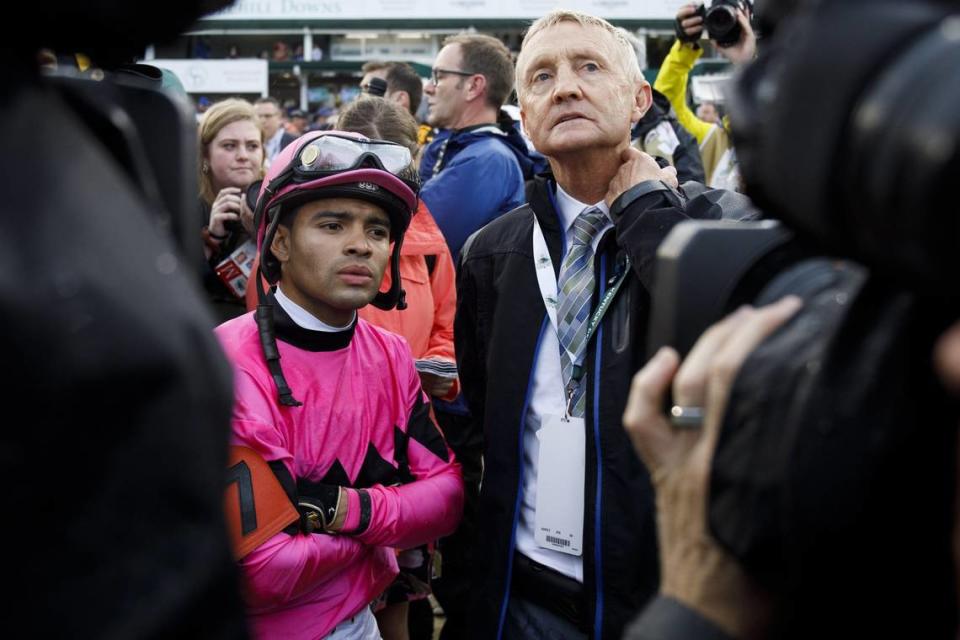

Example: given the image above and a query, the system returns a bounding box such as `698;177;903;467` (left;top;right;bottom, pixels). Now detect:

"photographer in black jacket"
621;0;960;637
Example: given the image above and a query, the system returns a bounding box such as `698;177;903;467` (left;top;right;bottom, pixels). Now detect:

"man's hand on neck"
550;144;676;207
604;147;679;209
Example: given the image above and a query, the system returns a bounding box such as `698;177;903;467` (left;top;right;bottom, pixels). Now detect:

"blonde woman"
198;98;264;322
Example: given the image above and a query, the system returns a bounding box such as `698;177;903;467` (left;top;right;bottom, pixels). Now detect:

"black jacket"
455;175;714;639
280;130;298;151
3;82;246;637
199;197;251;323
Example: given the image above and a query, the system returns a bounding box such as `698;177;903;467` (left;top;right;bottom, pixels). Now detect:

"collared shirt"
275;286;356;332
515;184;612;582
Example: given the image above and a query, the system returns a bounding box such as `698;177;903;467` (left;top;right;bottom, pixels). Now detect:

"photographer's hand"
716;9;757;64
209;186;243;239
935;321;960;394
239;189;257;236
677;4;705;41
622;296;801;637
605;147;678;209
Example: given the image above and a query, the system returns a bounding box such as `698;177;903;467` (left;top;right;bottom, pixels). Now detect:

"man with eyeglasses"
418;32;540;640
254;97;298;163
419;34;538;259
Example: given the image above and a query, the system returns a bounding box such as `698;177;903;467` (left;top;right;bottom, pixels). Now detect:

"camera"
650;0;960;634
6;1;249;637
677;0;752;48
700;0;750;47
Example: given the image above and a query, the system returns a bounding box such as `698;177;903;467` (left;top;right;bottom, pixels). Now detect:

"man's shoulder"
354;318;416;363
457;131;519;161
423;137;525;210
460;202;536;262
215;311;260;362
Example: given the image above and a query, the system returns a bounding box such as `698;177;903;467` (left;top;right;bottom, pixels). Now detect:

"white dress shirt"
514;184;613;582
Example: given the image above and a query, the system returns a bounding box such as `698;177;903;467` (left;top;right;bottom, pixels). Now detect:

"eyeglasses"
294;133;414;179
430;67;477;85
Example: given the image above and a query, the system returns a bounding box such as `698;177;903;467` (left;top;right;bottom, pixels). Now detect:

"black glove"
296;484;342;534
675;4;706;44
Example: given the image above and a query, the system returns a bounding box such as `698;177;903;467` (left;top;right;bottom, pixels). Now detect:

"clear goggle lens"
296;134;412;177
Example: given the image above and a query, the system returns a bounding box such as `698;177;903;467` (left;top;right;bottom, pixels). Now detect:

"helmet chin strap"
371;234;407;311
255;271;303;407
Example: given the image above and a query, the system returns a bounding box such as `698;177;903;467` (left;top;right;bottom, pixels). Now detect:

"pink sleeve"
349;358;464;549
240;529;370;608
229;372;369;607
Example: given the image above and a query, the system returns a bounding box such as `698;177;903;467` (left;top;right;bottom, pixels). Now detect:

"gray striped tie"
556;206;607;417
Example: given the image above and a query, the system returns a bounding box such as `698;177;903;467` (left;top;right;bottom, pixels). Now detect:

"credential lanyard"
532;213;631;417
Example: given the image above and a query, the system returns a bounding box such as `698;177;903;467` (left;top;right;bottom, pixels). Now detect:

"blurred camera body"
647;219;802;359
696;0;751;47
651;0;960;634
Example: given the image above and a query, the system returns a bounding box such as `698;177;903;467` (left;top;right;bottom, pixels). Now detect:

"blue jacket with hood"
419;114;545;259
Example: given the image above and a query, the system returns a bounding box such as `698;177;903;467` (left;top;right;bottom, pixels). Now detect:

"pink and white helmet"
253;130;418;292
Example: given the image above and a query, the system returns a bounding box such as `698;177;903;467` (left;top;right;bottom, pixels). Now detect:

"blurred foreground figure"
2;1;249;637
624;0;960;637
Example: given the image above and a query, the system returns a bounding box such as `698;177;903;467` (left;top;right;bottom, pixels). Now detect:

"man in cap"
287;108;309;136
360;61;424;118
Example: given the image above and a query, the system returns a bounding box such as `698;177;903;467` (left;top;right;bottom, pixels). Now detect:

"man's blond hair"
515;10;644;100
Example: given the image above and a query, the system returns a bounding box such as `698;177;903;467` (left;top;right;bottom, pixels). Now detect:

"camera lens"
707;6;736;31
706;4;741;45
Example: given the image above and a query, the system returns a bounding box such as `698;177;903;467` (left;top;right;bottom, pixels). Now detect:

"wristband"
609;180;673;222
340;489;372;535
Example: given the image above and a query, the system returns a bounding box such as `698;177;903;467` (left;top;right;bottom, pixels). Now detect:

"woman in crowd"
199;98;264;322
